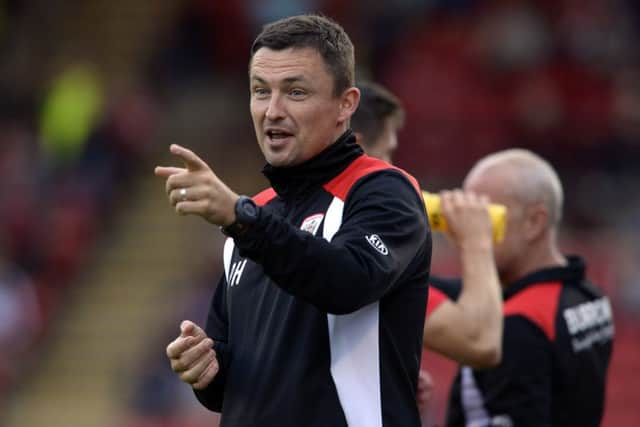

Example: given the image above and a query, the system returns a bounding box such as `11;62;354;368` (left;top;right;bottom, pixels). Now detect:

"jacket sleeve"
232;170;431;314
429;275;462;300
193;275;230;412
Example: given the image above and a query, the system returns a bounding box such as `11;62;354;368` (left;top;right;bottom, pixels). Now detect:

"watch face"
237;197;258;224
242;199;258;217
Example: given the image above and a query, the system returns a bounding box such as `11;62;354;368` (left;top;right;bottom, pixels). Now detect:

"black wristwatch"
221;196;260;236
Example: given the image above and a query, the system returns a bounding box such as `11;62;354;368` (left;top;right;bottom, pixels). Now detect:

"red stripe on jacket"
323;155;422;201
253;188;277;206
503;282;562;341
426;287;448;317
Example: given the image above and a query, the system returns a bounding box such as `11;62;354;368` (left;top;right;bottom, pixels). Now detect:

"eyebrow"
251;75;308;85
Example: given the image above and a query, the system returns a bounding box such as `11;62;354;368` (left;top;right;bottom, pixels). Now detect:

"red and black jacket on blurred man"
432;255;613;427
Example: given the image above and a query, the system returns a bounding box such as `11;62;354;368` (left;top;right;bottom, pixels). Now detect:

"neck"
501;233;566;286
334;123;349;143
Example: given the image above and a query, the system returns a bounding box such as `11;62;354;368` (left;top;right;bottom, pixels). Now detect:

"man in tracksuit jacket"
442;256;613;427
155;14;432;427
434;149;614;427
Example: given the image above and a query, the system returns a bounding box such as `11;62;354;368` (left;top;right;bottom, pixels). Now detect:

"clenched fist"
166;320;219;390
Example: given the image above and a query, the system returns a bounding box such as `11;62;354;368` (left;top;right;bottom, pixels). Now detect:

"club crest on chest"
300;213;324;235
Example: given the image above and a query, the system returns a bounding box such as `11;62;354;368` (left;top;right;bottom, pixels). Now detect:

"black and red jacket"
437;256;614;427
195;131;432;427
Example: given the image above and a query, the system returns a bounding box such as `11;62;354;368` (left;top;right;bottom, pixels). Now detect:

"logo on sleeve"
365;234;389;255
300;213;324;235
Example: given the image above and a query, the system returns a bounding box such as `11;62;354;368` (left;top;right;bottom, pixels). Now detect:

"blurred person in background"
155;15;431;427
352;82;503;425
39;63;104;173
441;149;614;427
0;245;41;395
351;81;402;163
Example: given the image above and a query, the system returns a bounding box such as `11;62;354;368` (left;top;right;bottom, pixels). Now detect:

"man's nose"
266;94;286;121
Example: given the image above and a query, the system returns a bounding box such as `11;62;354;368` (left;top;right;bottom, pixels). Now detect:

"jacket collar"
503;255;586;300
262;130;363;199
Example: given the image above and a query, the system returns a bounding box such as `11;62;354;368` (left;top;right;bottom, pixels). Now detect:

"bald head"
465;149;563;228
463;149;566;284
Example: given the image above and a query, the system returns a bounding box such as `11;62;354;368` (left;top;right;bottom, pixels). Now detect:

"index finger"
166;335;198;359
170;144;209;172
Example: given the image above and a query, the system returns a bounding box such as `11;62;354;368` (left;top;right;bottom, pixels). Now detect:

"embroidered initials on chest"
229;259;248;287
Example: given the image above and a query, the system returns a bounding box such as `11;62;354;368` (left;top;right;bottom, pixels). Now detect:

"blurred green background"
0;1;638;426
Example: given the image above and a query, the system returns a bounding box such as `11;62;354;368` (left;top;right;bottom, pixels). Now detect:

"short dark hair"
250;14;355;97
351;81;404;147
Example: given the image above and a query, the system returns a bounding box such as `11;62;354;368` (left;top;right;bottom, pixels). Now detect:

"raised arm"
423;190;503;368
155;146;429;314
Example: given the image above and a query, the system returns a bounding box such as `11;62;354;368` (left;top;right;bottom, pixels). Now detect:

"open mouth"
265;129;294;148
266;129;293;140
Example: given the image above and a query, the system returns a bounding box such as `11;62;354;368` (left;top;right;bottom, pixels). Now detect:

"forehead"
250;47;331;83
463;164;516;205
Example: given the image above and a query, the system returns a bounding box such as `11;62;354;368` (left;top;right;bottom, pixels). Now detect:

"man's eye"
253;88;269;97
290;89;306;97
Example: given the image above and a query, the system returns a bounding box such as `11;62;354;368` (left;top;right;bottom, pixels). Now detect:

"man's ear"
337;86;360;125
524;203;549;242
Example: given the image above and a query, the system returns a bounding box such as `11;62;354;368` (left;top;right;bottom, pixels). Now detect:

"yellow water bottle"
422;191;507;243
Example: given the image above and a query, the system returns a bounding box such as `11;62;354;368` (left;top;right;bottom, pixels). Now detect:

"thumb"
155;166;186;178
180;320;207;339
